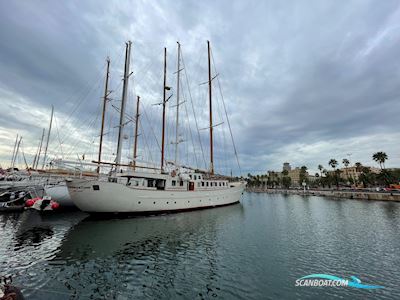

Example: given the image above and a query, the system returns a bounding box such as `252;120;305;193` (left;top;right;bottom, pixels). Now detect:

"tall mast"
35;128;45;169
12;136;22;169
42;105;54;169
115;41;132;172
161;47;167;172
133;96;140;171
10;134;19;168
32;137;41;169
207;40;214;175
174;42;181;164
97;57;111;174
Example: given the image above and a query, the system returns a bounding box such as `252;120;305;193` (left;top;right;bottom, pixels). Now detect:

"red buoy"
25;197;40;207
51;202;60;210
25;199;35;207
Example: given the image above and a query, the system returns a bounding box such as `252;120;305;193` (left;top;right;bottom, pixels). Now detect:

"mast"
32;139;40;169
10;134;18;168
12;136;22;169
35;128;45;169
42;105;54;169
97;57;110;174
115;41;132;172
133;96;140;171
207;40;214;175
161;47;167;172
175;42;181;164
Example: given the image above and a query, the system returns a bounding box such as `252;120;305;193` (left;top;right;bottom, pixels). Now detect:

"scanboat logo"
295;274;384;289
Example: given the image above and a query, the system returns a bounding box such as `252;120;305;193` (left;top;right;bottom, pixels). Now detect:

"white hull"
44;182;74;207
67;179;245;213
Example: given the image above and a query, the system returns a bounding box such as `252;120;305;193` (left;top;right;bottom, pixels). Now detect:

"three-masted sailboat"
66;41;245;214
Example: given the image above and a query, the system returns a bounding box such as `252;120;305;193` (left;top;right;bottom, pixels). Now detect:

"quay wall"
246;187;400;202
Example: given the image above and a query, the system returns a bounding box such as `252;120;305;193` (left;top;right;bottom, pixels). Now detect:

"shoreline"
246;188;400;202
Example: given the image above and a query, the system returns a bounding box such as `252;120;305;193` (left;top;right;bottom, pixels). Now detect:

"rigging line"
53;113;64;159
63;102;102;157
56;80;104;150
20;141;29;170
58;111;97;156
64;88;103;153
138;117;155;167
82;103;102;158
58;62;108;143
211;49;242;176
180;50;207;170
182;89;199;168
140;101;161;151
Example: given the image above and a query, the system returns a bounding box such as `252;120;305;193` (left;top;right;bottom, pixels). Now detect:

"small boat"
0;190;31;212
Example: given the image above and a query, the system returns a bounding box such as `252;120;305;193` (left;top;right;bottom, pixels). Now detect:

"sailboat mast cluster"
65;40;245;214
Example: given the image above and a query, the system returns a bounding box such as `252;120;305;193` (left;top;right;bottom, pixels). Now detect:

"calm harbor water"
1;193;400;299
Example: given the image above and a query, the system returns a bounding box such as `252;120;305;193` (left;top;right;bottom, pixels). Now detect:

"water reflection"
1;195;400;299
50;204;243;299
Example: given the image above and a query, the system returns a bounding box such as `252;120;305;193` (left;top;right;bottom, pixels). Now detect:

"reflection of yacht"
55;203;242;260
67;41;245;214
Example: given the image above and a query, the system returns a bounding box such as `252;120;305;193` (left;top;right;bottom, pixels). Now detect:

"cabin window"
172;180;176;186
189;175;192;179
147;180;154;187
219;182;222;186
199;176;202;180
202;182;204;187
180;181;183;186
206;182;209;187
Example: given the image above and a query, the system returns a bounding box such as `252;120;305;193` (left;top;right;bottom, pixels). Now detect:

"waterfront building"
339;165;381;182
283;162;291;172
287;167;309;186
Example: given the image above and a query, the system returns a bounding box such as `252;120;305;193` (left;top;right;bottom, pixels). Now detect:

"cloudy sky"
1;0;399;175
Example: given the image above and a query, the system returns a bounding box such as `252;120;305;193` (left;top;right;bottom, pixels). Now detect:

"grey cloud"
1;0;400;175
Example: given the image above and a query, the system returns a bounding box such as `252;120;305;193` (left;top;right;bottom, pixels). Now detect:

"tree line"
246;152;400;189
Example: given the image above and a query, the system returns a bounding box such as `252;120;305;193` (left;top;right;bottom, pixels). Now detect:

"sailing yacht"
66;41;245;214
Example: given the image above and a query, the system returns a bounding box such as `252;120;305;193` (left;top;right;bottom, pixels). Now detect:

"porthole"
153;201;156;204
188;200;190;203
174;201;176;204
138;201;141;204
167;202;169;204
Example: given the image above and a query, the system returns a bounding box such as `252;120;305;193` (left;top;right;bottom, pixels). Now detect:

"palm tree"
299;166;308;185
318;164;323;177
329;159;339;189
342;158;350;182
328;159;338;169
372;152;388;170
372;152;390;186
342;158;350;167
